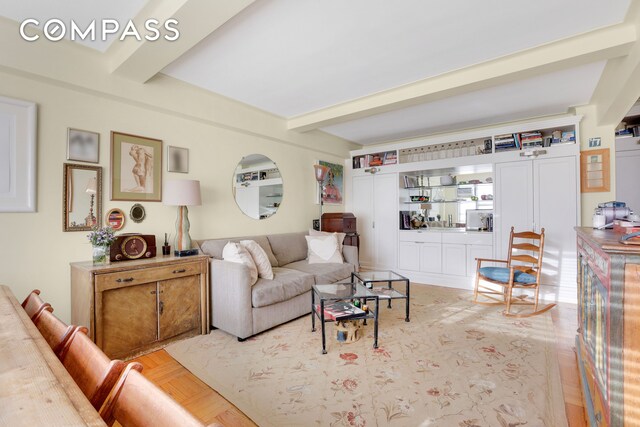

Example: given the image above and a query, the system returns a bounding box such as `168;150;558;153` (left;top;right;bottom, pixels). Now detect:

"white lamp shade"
163;179;202;206
85;176;97;194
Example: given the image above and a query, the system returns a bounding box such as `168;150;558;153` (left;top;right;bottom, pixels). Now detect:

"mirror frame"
63;163;102;232
233;154;283;220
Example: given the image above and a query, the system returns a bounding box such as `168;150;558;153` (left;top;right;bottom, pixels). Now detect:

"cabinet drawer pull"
116;277;134;283
173;269;186;274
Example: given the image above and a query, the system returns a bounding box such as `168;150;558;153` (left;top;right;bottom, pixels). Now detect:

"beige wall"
0;69;357;323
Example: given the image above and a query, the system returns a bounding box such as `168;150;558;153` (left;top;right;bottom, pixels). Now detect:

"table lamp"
163;179;202;256
313;164;329;231
85;176;97;227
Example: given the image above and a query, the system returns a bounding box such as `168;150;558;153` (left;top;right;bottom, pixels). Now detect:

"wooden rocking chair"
473;226;555;317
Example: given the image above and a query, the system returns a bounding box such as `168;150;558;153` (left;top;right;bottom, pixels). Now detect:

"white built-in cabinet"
351;173;398;270
495;154;578;295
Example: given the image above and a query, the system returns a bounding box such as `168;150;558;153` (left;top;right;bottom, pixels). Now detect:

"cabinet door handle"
172;269;186;274
159;301;164;315
116;277;134;283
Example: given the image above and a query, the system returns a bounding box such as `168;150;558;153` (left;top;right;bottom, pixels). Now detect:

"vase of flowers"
87;226;116;265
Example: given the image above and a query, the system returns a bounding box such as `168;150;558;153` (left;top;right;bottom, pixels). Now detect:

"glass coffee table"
351;270;410;322
311;283;380;354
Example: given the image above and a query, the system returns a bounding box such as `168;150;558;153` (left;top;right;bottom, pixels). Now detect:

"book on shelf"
316;301;366;321
367;287;401;299
368;153;383;166
383;151;397;165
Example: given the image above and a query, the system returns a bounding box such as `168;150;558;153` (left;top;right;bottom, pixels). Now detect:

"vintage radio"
110;233;157;262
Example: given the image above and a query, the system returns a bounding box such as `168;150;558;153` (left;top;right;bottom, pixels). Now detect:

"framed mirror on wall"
63;163;102;232
232;154;283;220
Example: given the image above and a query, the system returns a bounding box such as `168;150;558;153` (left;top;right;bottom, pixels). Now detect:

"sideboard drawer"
95;262;203;291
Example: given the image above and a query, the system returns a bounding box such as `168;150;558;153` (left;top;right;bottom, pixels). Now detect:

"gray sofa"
197;232;359;340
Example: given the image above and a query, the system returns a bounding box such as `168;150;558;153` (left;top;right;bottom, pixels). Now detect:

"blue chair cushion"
478;266;537;284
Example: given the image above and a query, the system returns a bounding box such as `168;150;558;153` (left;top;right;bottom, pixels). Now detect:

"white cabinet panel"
373;173;398;270
399;230;442;243
351;173;397;270
533;156;578;289
419;243;442;274
466;244;493;277
398;242;420;271
495;161;533;260
352;176;374;267
442;243;466;276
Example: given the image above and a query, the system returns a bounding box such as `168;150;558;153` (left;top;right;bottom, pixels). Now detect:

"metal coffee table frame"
351;270;410;322
311;283;380;354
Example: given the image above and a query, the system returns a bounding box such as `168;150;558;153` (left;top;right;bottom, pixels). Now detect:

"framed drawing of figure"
110;131;162;201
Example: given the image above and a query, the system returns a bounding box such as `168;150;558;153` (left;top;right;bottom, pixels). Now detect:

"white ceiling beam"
288;24;636;132
590;3;640;125
108;0;255;83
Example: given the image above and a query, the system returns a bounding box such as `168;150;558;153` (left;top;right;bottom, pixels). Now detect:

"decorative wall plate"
130;204;146;223
105;208;125;231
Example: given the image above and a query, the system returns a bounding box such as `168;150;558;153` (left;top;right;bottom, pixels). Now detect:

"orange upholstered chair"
21;289;51;321
33;307;77;356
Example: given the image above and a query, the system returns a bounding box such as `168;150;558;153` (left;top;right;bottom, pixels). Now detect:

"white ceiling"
163;0;629;118
0;0;148;52
0;1;633;145
320;61;607;144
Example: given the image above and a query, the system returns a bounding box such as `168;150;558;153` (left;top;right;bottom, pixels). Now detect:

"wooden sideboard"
0;285;106;426
71;255;209;359
575;228;640;426
321;212;360;249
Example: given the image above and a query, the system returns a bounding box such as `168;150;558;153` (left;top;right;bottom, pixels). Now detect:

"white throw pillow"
240;240;274;280
222;242;258;285
305;235;343;264
309;229;346;258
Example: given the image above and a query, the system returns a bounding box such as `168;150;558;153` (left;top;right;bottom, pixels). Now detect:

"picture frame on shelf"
167;145;188;173
67;128;99;163
110;131;162;202
316;160;343;205
0;96;36;212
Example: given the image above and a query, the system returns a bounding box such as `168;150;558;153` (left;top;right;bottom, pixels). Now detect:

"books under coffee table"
311;283;380;354
351;270;410;322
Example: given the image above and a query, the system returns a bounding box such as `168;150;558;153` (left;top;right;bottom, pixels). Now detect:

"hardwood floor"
133;302;587;427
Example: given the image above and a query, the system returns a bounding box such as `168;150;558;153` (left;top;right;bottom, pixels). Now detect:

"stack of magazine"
316;301;366;321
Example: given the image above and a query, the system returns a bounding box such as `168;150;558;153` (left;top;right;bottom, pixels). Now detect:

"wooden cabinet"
575;228;640;427
71;255;209;359
321;212;359;250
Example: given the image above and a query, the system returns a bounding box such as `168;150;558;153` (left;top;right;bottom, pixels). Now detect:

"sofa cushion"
199;235;278;267
251;267;315;308
309;229;346;256
267;232;308;266
305;235;343;264
478;266;537;284
222;242;258;285
241;240;274;280
284;260;354;284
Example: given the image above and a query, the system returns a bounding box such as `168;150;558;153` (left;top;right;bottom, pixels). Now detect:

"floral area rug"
165;285;568;427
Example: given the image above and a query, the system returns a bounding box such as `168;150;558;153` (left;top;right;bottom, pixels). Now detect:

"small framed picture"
167;146;189;173
67;128;100;163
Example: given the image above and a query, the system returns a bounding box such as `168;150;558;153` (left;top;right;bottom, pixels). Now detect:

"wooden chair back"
506;226;545;282
21;289;50;321
33;307;76;356
99;362;212;427
59;328;125;410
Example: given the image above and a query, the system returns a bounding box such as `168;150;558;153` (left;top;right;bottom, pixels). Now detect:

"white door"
533;156;578;289
442;243;466;276
467;244;493;277
495;161;534;260
234;185;259;219
420;243;442;274
352;175;374;268
398;242;420;271
616;137;640;213
373;173;398;270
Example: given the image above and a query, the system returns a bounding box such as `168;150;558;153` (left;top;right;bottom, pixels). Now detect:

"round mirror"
233;154;282;220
